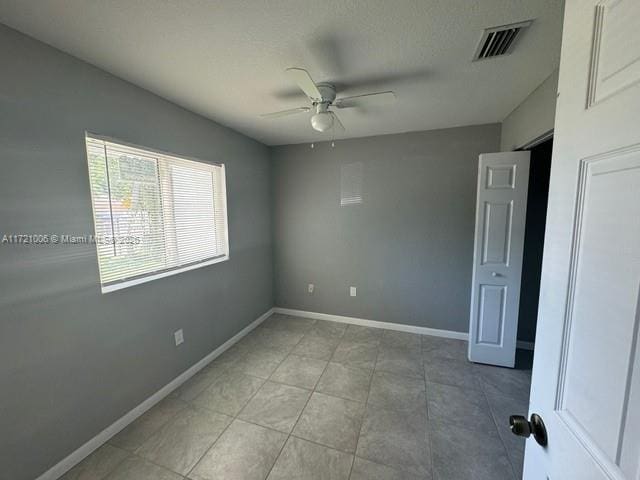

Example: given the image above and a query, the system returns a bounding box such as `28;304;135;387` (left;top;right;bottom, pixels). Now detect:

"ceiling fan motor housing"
315;83;336;103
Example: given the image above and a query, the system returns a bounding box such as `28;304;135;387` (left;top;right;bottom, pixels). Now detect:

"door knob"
492;272;501;277
509;413;548;447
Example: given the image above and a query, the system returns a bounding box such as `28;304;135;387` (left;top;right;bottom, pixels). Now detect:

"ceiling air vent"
473;20;533;61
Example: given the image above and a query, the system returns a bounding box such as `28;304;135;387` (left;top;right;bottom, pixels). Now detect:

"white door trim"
520;129;554;151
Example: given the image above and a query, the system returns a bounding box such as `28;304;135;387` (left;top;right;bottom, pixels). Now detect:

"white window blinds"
85;134;229;292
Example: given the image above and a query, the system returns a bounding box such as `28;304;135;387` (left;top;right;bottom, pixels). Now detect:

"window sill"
101;255;230;293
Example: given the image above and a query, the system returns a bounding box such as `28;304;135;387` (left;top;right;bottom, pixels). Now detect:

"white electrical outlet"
174;329;184;346
308;283;314;294
350;286;357;297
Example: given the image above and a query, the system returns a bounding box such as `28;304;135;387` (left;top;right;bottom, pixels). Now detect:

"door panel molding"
481;201;513;266
554;143;640;478
555;410;626;480
587;0;640;107
476;284;507;346
486;165;517;189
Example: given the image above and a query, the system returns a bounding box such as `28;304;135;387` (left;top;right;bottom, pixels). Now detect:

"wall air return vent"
473;20;533;61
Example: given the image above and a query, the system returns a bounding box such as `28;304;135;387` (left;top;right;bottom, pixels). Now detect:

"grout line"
133;391;239;478
109;376;227;478
183;315;313;479
155;322;448;479
66;313;289;480
218;415;361;457
424;347;528;479
288;433;357;456
109;385;235;479
111;396;192;450
130;451;191;479
183;409;235;478
481;383;522;480
466;364;523;480
120;316;521;480
347;334;379;479
88;445;131;480
263;322;337;479
421;340;436;480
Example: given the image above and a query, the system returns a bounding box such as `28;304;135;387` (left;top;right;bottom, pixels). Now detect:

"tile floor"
61;314;533;480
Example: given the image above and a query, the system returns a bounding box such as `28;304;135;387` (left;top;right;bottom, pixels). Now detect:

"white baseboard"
273;307;535;351
37;305;535;480
273;307;469;340
37;307;274;480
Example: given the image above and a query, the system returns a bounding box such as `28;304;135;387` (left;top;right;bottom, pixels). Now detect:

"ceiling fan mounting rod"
315;102;330;113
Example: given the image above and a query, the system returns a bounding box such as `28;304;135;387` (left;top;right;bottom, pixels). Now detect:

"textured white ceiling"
0;0;563;146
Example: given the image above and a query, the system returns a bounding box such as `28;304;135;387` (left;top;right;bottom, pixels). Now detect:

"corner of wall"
500;69;559;151
267;145;279;309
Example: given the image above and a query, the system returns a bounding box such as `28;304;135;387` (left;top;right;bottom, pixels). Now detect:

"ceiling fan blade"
260;107;310;119
286;68;323;101
329;111;345;132
334;91;396;109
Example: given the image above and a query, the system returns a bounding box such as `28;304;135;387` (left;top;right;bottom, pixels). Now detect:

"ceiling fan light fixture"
311;112;334;132
261;67;396;135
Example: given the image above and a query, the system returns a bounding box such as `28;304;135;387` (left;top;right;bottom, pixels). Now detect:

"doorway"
468;138;553;368
515;137;553;368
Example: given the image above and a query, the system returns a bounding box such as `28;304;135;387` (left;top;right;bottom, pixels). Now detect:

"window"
85;134;229;292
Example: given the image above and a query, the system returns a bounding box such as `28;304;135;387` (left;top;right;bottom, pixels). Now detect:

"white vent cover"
340;162;363;206
473;20;533;61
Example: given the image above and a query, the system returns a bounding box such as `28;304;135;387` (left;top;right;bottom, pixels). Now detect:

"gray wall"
501;69;558;151
0;25;273;480
272;125;501;333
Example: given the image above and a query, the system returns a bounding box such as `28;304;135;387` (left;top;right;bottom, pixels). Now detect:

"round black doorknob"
509;413;548;447
509;415;531;436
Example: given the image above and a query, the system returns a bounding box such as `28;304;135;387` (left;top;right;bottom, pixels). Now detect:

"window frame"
84;132;230;293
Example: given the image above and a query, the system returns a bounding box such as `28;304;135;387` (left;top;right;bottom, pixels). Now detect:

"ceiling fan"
261;68;396;133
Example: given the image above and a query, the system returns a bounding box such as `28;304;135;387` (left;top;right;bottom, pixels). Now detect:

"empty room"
1;1;639;479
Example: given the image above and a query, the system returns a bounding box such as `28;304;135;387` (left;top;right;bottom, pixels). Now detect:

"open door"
469;151;530;367
522;1;640;479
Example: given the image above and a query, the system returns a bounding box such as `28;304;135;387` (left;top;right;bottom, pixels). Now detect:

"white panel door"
525;1;640;479
469;151;530;367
